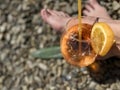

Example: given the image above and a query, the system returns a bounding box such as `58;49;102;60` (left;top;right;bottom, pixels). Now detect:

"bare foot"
83;0;112;19
40;9;71;32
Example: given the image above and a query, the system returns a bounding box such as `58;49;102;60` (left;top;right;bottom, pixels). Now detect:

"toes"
85;4;94;11
40;9;52;22
58;11;69;17
89;0;99;8
52;11;70;17
41;8;70;18
83;10;90;16
55;11;65;16
65;13;70;17
46;9;57;16
40;9;47;20
40;9;46;16
89;0;99;5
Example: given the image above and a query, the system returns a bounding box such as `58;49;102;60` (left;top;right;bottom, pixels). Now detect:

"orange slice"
91;22;115;56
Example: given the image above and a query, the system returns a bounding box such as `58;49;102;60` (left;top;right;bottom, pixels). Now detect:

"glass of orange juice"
60;16;115;67
60;17;98;67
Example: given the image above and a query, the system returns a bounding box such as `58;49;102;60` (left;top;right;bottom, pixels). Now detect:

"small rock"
110;83;118;90
66;75;72;81
0;33;3;40
8;14;13;22
0;23;7;32
24;76;33;84
0;76;4;83
106;88;112;90
22;3;30;11
38;63;48;71
1;53;7;61
6;33;11;41
36;88;42;90
88;81;97;89
118;10;120;14
26;60;34;69
66;4;73;14
80;67;88;74
37;27;43;34
72;3;78;12
66;87;71;90
95;85;104;90
112;1;120;10
1;87;8;90
22;85;27;90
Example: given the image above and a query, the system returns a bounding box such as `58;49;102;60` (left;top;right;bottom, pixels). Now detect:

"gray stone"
88;81;97;89
95;85;104;90
110;83;118;90
112;1;120;10
0;33;3;40
38;63;48;71
72;3;78;12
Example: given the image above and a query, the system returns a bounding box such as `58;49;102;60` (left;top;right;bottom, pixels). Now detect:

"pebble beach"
0;0;120;90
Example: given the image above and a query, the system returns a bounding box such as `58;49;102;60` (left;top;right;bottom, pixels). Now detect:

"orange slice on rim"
91;22;115;56
60;22;115;67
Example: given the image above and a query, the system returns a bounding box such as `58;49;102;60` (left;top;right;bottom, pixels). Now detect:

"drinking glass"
60;16;99;67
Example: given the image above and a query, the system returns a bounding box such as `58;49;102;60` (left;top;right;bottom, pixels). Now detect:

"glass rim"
65;16;118;28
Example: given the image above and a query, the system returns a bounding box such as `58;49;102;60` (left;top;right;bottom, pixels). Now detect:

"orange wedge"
91;22;115;56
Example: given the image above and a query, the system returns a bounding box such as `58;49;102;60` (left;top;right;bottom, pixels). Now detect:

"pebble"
6;33;11;41
66;4;73;14
110;83;118;90
37;27;43;34
22;85;27;90
38;63;48;71
0;76;4;84
66;87;71;90
8;14;13;22
80;67;88;74
88;81;97;89
116;82;120;89
1;53;7;61
65;75;72;81
112;1;120;10
0;33;3;40
95;85;104;90
72;3;78;12
1;87;7;90
118;10;120;14
36;88;42;90
0;23;7;32
106;88;112;90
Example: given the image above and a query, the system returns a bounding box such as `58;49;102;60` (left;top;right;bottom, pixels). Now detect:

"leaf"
31;46;63;59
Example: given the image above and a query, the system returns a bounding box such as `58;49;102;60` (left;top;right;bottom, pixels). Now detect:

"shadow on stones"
87;57;120;84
